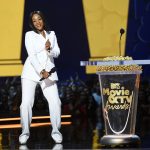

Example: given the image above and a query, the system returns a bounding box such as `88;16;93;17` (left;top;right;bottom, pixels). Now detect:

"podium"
81;60;150;147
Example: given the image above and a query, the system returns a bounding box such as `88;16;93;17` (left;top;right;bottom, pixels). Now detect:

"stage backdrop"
0;0;24;76
0;0;150;80
82;0;129;73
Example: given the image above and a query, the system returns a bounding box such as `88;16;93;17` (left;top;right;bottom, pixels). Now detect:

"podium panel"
80;59;150;147
97;71;141;146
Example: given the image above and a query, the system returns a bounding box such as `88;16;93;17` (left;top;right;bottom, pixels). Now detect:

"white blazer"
21;31;60;82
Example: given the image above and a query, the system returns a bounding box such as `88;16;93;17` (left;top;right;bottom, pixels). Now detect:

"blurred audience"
0;75;150;138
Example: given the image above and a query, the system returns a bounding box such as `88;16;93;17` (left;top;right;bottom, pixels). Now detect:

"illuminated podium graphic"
97;70;141;146
81;59;150;146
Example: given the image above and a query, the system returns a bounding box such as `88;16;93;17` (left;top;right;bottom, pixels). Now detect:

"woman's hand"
45;39;51;51
40;69;49;79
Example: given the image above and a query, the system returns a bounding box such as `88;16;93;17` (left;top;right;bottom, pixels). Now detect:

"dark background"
126;0;150;78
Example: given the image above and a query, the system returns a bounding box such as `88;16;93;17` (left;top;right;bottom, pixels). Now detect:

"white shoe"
19;145;29;150
19;135;29;145
52;132;63;143
52;144;63;150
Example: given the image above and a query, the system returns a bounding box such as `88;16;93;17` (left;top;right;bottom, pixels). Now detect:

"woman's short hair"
29;11;49;33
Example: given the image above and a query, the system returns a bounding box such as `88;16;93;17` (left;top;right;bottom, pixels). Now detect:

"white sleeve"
47;31;60;58
25;32;43;74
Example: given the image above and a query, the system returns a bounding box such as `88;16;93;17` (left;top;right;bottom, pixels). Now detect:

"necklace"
104;91;133;135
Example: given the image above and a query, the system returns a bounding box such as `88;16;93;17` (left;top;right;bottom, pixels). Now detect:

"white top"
21;30;60;82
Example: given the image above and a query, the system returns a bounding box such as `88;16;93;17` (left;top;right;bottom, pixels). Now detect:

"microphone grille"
120;28;125;34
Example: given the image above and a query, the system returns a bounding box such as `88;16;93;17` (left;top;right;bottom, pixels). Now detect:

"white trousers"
19;78;62;141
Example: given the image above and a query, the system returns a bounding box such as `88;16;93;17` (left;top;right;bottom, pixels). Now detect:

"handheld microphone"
39;67;56;81
119;28;125;56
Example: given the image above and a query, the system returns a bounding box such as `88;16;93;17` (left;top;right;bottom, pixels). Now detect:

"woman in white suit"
19;11;62;144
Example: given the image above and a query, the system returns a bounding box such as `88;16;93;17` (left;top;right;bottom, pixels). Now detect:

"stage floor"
0;117;150;150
